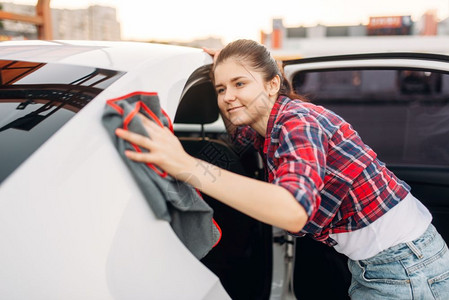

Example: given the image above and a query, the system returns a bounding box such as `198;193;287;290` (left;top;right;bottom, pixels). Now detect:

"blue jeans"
348;224;449;299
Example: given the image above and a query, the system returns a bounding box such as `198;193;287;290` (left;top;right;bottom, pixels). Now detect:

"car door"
282;53;449;300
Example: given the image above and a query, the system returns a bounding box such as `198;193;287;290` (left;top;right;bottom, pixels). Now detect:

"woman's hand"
115;114;196;181
202;47;221;64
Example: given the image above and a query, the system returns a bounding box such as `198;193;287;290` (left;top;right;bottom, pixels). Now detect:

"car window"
0;60;124;184
292;68;449;167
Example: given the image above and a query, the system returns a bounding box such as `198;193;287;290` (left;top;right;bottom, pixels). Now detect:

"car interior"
173;65;273;300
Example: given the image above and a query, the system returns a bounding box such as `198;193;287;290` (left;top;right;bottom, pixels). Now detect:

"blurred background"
0;0;448;58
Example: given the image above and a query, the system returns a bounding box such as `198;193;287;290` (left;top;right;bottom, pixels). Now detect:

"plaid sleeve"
271;112;328;221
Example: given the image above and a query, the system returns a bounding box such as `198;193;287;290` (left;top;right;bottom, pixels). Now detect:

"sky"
9;0;449;43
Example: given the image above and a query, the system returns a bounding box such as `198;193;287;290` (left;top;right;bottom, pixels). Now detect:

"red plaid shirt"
232;96;410;246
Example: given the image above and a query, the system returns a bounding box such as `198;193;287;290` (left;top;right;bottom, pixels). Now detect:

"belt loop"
406;241;423;259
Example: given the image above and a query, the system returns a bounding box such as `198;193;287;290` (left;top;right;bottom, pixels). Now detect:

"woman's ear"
267;75;281;96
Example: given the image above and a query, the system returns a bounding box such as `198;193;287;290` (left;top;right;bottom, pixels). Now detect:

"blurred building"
0;2;37;40
0;2;220;48
367;16;412;36
439;17;449;35
263;12;449;58
52;5;121;40
0;2;121;40
419;10;438;36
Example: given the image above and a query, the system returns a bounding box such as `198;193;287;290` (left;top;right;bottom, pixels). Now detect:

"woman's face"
214;58;278;128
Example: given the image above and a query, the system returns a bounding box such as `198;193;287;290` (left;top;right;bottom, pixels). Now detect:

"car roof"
0;40;202;71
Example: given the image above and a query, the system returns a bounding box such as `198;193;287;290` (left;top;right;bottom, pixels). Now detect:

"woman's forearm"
179;157;308;232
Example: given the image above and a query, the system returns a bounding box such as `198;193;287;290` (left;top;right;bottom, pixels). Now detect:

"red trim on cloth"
106;99;124;115
123;101;141;130
194;189;222;247
108;91;158;102
110;91;169;178
140;101;164;128
160;108;174;133
106;91;158;115
124;101;168;178
212;218;222;247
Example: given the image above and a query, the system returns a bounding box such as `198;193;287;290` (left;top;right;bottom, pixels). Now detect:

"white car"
0;40;233;300
1;40;449;300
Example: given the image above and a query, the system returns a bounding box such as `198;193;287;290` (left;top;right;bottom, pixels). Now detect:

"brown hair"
213;39;303;100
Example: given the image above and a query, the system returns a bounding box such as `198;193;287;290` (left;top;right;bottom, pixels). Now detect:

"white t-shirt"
329;193;432;260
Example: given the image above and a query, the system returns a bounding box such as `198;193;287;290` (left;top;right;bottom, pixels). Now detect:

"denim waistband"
356;223;437;265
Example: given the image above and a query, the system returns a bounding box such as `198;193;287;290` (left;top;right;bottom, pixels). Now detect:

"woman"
115;39;449;299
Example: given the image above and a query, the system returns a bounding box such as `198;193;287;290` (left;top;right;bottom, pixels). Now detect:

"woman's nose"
223;88;235;102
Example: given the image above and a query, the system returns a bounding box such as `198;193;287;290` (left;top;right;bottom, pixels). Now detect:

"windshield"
0;60;124;184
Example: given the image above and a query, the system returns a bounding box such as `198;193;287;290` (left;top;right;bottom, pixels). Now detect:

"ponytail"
278;64;308;101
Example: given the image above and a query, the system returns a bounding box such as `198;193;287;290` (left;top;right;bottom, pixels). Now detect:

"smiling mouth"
227;106;244;112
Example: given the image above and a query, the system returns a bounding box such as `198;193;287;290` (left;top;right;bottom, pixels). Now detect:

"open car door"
282;53;449;300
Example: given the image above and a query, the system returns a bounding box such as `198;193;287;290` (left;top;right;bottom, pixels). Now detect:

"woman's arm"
115;116;308;232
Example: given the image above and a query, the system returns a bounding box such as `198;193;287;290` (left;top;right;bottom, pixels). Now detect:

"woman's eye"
217;88;225;94
236;82;244;87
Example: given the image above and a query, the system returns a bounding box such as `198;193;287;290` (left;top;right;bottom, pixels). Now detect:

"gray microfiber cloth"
102;92;221;259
